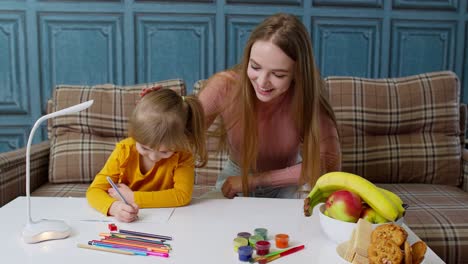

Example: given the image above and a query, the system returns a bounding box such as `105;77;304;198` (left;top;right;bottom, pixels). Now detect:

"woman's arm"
198;71;236;127
220;164;300;198
221;116;341;198
255;115;341;187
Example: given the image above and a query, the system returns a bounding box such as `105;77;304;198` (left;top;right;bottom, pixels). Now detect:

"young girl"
86;87;207;222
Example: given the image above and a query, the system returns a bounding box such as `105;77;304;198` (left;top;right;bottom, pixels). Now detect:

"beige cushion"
48;80;185;183
326;71;462;185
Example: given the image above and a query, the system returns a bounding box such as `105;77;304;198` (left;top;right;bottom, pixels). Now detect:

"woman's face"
247;40;295;103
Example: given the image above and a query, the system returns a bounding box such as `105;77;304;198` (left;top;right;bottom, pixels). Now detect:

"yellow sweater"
86;137;194;215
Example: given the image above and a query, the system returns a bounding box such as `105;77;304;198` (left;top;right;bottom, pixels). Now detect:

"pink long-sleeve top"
198;71;341;187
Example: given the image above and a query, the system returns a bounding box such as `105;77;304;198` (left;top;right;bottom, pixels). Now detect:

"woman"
198;13;341;199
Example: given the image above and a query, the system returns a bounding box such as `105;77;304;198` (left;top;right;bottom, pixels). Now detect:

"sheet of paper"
30;197;174;224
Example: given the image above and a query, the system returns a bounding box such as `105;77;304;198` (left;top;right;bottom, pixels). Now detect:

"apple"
360;205;388;224
325;190;363;223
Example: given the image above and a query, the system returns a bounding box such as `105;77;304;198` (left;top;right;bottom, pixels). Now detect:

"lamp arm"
25;100;93;224
25;116;48;224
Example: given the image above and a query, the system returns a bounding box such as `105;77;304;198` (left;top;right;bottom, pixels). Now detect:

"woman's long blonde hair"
128;89;207;167
237;13;337;195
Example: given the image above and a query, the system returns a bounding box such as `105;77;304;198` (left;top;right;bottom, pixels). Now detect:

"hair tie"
140;85;162;98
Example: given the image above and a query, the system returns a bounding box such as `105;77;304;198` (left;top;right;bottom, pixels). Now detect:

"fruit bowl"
317;203;404;244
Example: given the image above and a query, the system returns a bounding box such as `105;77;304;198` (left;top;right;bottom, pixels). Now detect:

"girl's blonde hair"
236;13;337;196
128;88;207;167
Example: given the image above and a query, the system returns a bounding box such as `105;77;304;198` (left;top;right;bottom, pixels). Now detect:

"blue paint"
238;245;253;262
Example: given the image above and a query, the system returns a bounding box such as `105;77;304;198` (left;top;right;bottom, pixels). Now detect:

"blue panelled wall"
0;0;467;152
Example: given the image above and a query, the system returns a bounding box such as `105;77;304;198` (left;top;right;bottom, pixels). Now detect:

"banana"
378;187;405;218
379;187;403;205
304;189;334;216
305;172;399;221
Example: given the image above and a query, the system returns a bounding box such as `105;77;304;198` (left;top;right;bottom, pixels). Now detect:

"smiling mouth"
259;87;273;92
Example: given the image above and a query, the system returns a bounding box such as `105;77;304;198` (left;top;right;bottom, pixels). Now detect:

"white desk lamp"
22;100;94;243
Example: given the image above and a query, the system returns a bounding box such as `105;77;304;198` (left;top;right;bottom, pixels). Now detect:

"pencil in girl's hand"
106;176;130;205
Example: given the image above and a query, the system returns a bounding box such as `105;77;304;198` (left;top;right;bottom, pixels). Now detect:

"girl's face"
247;40;295;103
136;142;174;163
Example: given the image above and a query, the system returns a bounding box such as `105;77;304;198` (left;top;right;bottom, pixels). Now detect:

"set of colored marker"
77;228;172;257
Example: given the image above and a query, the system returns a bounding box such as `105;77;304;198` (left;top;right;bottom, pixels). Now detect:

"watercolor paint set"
233;227;304;263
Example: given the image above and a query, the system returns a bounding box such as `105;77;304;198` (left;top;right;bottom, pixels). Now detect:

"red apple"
325;190;363;223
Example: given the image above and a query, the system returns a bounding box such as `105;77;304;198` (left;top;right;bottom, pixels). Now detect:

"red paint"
255;240;271;256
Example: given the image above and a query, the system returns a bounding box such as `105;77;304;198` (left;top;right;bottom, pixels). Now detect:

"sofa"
0;71;467;263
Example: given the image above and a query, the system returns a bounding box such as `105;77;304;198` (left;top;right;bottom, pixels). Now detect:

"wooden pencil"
77;243;134;255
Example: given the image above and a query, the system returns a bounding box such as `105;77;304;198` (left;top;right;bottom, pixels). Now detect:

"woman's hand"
221;175;259;198
108;183;134;204
221;176;243;198
108;201;139;223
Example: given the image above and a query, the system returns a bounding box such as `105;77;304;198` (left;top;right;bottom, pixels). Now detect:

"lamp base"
22;219;71;243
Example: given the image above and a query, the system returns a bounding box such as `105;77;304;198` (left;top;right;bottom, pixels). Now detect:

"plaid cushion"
32;182;89;197
32;183;218;200
463;150;468;192
192;80;228;194
378;183;468;264
327;71;462;185
48;80;185;183
0;141;49;206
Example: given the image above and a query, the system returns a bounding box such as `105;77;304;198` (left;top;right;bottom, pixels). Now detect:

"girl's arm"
133;152;195;208
86;143;129;215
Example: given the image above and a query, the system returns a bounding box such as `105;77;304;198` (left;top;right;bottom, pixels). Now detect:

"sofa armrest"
462;148;468;192
0;141;50;206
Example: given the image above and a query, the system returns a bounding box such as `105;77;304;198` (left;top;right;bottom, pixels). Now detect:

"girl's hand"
108;183;134;204
108;201;139;223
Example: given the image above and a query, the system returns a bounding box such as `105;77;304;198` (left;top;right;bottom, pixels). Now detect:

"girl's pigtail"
183;96;207;167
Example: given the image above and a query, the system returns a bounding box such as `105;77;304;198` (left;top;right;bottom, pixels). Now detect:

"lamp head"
22;100;94;243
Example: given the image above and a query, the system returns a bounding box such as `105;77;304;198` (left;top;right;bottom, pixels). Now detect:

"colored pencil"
115;235;171;247
96;238;170;251
119;229;172;240
101;235;170;248
106;176;130;205
102;236;171;249
89;241;169;257
77;243;135;255
97;239;170;253
100;232;171;247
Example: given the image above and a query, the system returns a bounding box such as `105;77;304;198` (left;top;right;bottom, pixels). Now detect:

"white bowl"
317;203;404;244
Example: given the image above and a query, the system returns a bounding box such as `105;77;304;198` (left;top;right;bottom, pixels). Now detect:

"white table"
0;197;444;263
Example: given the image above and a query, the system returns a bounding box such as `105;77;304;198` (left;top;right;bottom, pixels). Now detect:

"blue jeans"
215;157;299;198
